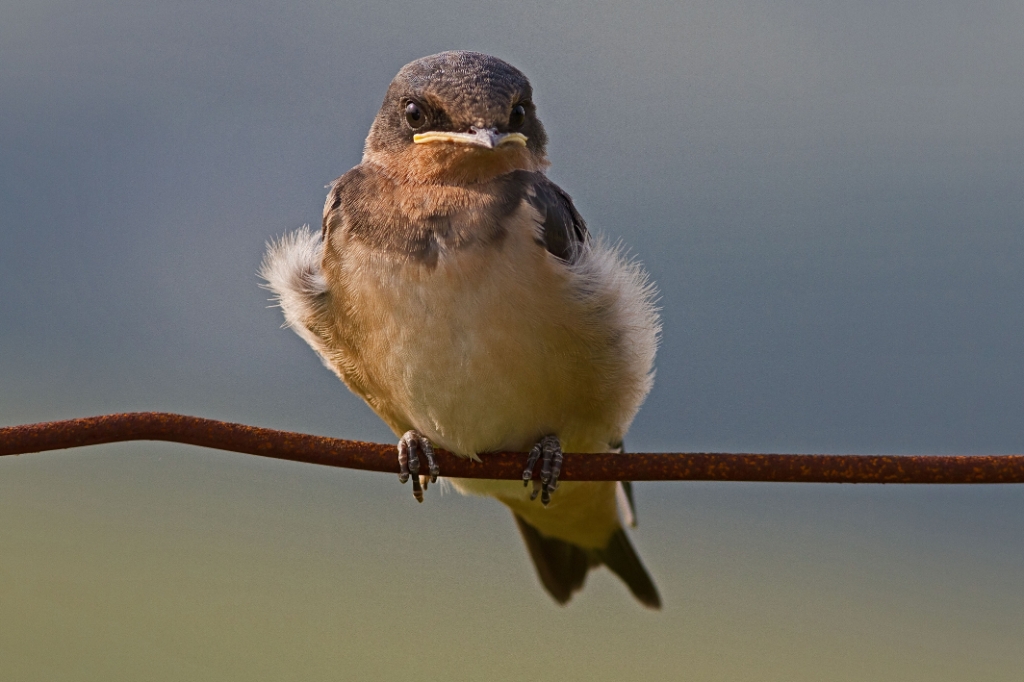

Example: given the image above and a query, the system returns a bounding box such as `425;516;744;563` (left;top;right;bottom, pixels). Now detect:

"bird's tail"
513;514;661;608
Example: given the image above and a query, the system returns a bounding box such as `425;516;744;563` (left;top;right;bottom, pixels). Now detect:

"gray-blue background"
3;1;1023;679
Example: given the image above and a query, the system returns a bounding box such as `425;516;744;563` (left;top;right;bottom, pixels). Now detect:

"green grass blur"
3;443;1022;681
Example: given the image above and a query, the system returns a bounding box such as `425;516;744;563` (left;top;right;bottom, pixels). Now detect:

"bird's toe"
522;434;562;505
398;430;438;502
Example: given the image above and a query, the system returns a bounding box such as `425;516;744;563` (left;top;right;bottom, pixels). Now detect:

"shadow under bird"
261;51;661;607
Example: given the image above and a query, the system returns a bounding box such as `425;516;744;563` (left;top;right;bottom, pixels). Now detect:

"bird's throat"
369;143;548;186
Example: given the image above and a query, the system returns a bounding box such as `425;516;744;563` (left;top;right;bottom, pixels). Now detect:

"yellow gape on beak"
413;127;528;150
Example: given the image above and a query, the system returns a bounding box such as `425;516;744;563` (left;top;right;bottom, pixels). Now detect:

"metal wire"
2;412;1023;483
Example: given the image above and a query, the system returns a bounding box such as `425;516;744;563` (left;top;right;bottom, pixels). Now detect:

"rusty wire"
2;412;1024;483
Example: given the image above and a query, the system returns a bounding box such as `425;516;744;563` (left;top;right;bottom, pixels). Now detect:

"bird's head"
363;51;550;184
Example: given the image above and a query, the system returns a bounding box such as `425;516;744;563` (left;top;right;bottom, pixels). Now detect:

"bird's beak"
413;127;528;150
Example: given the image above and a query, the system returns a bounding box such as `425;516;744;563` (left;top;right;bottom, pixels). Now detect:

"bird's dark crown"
364;51;549;184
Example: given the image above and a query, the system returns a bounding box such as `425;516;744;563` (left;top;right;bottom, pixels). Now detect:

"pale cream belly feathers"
262;201;658;548
332;203;641;448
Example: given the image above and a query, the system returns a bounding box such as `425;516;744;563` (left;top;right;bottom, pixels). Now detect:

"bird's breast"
329;201;625;457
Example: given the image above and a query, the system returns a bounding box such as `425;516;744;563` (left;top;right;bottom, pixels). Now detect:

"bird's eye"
405;101;426;129
509;104;527;130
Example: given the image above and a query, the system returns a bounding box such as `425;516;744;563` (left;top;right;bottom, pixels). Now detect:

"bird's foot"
398;430;439;503
522;434;562;506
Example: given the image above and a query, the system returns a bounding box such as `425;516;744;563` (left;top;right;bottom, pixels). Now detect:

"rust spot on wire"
2;412;1024;483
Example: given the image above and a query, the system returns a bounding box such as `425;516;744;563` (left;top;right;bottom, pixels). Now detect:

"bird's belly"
341;228;622;458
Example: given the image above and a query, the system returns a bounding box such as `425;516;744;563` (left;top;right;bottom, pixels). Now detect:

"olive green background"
2;0;1023;679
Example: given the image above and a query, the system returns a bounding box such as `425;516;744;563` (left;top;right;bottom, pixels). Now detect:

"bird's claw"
522;435;562;506
398;430;438;503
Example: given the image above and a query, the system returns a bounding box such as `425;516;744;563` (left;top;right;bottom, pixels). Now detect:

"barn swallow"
261;51;661;607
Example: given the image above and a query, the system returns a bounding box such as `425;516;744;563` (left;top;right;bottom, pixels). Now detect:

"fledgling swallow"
261;51;661;607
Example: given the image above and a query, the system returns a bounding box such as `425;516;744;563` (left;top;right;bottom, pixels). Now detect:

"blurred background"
2;0;1023;679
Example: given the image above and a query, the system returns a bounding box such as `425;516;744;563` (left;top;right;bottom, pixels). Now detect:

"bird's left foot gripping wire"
398;430;440;502
522;434;562;506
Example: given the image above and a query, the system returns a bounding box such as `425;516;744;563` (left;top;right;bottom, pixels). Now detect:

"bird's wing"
610;440;638;528
513;512;661;609
513;514;592;604
593;526;661;608
322;173;348;240
522;174;589;263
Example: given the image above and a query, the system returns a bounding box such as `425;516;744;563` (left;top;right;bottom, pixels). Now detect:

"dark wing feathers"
523;175;588;263
594;528;662;609
608;440;639;528
514;513;660;609
513;514;592;604
322;176;346;239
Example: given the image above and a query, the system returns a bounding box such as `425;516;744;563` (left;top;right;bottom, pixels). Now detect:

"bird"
261;51;661;607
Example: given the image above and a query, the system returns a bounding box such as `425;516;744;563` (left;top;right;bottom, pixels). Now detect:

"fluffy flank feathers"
259;226;332;365
572;236;661;432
